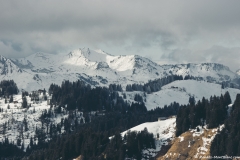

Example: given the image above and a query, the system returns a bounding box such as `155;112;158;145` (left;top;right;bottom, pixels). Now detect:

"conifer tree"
9;95;13;103
22;96;28;108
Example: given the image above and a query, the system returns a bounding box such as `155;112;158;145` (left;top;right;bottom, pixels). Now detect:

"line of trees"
49;80;148;113
176;91;231;136
125;74;208;94
0;80;19;97
126;75;184;93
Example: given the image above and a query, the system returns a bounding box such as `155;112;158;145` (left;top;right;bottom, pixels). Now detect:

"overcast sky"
0;0;240;71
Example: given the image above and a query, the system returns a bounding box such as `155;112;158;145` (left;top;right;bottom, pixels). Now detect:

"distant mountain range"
0;47;239;91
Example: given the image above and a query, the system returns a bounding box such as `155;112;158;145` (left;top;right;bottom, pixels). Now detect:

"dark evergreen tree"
22;96;28;108
9;95;13;103
221;82;224;89
0;80;19;96
223;91;232;107
188;96;196;105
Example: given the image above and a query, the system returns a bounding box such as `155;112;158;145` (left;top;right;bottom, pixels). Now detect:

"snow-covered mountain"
162;63;236;82
0;55;22;75
0;47;237;91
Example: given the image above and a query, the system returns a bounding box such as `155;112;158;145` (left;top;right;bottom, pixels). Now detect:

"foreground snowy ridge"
118;117;176;159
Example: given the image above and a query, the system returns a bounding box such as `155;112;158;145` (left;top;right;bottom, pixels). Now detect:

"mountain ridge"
0;48;238;91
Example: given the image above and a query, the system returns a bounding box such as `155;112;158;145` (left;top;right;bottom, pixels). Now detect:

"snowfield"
123;80;240;110
0;93;84;151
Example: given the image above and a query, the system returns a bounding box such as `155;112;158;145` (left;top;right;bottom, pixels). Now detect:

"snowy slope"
121;118;175;139
0;47;235;91
0;55;23;76
123;80;240;110
120;117;176;159
0;93;84;151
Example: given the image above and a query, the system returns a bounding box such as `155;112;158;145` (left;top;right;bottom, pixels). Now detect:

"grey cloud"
1;39;10;46
0;0;240;70
161;46;240;71
0;39;22;54
11;43;22;52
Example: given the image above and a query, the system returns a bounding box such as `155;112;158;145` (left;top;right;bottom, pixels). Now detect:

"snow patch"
117;117;176;159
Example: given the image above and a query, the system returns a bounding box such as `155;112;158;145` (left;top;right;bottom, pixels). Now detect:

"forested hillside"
176;91;231;136
210;94;240;156
0;76;239;159
0;80;179;160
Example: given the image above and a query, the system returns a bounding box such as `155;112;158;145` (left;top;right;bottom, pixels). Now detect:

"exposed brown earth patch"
156;127;219;160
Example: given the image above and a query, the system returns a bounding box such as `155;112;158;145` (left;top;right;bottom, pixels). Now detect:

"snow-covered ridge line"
0;47;238;91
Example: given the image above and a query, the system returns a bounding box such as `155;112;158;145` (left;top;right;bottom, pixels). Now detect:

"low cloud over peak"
0;0;240;70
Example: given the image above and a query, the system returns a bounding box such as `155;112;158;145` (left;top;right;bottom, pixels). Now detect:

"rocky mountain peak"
0;48;238;91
